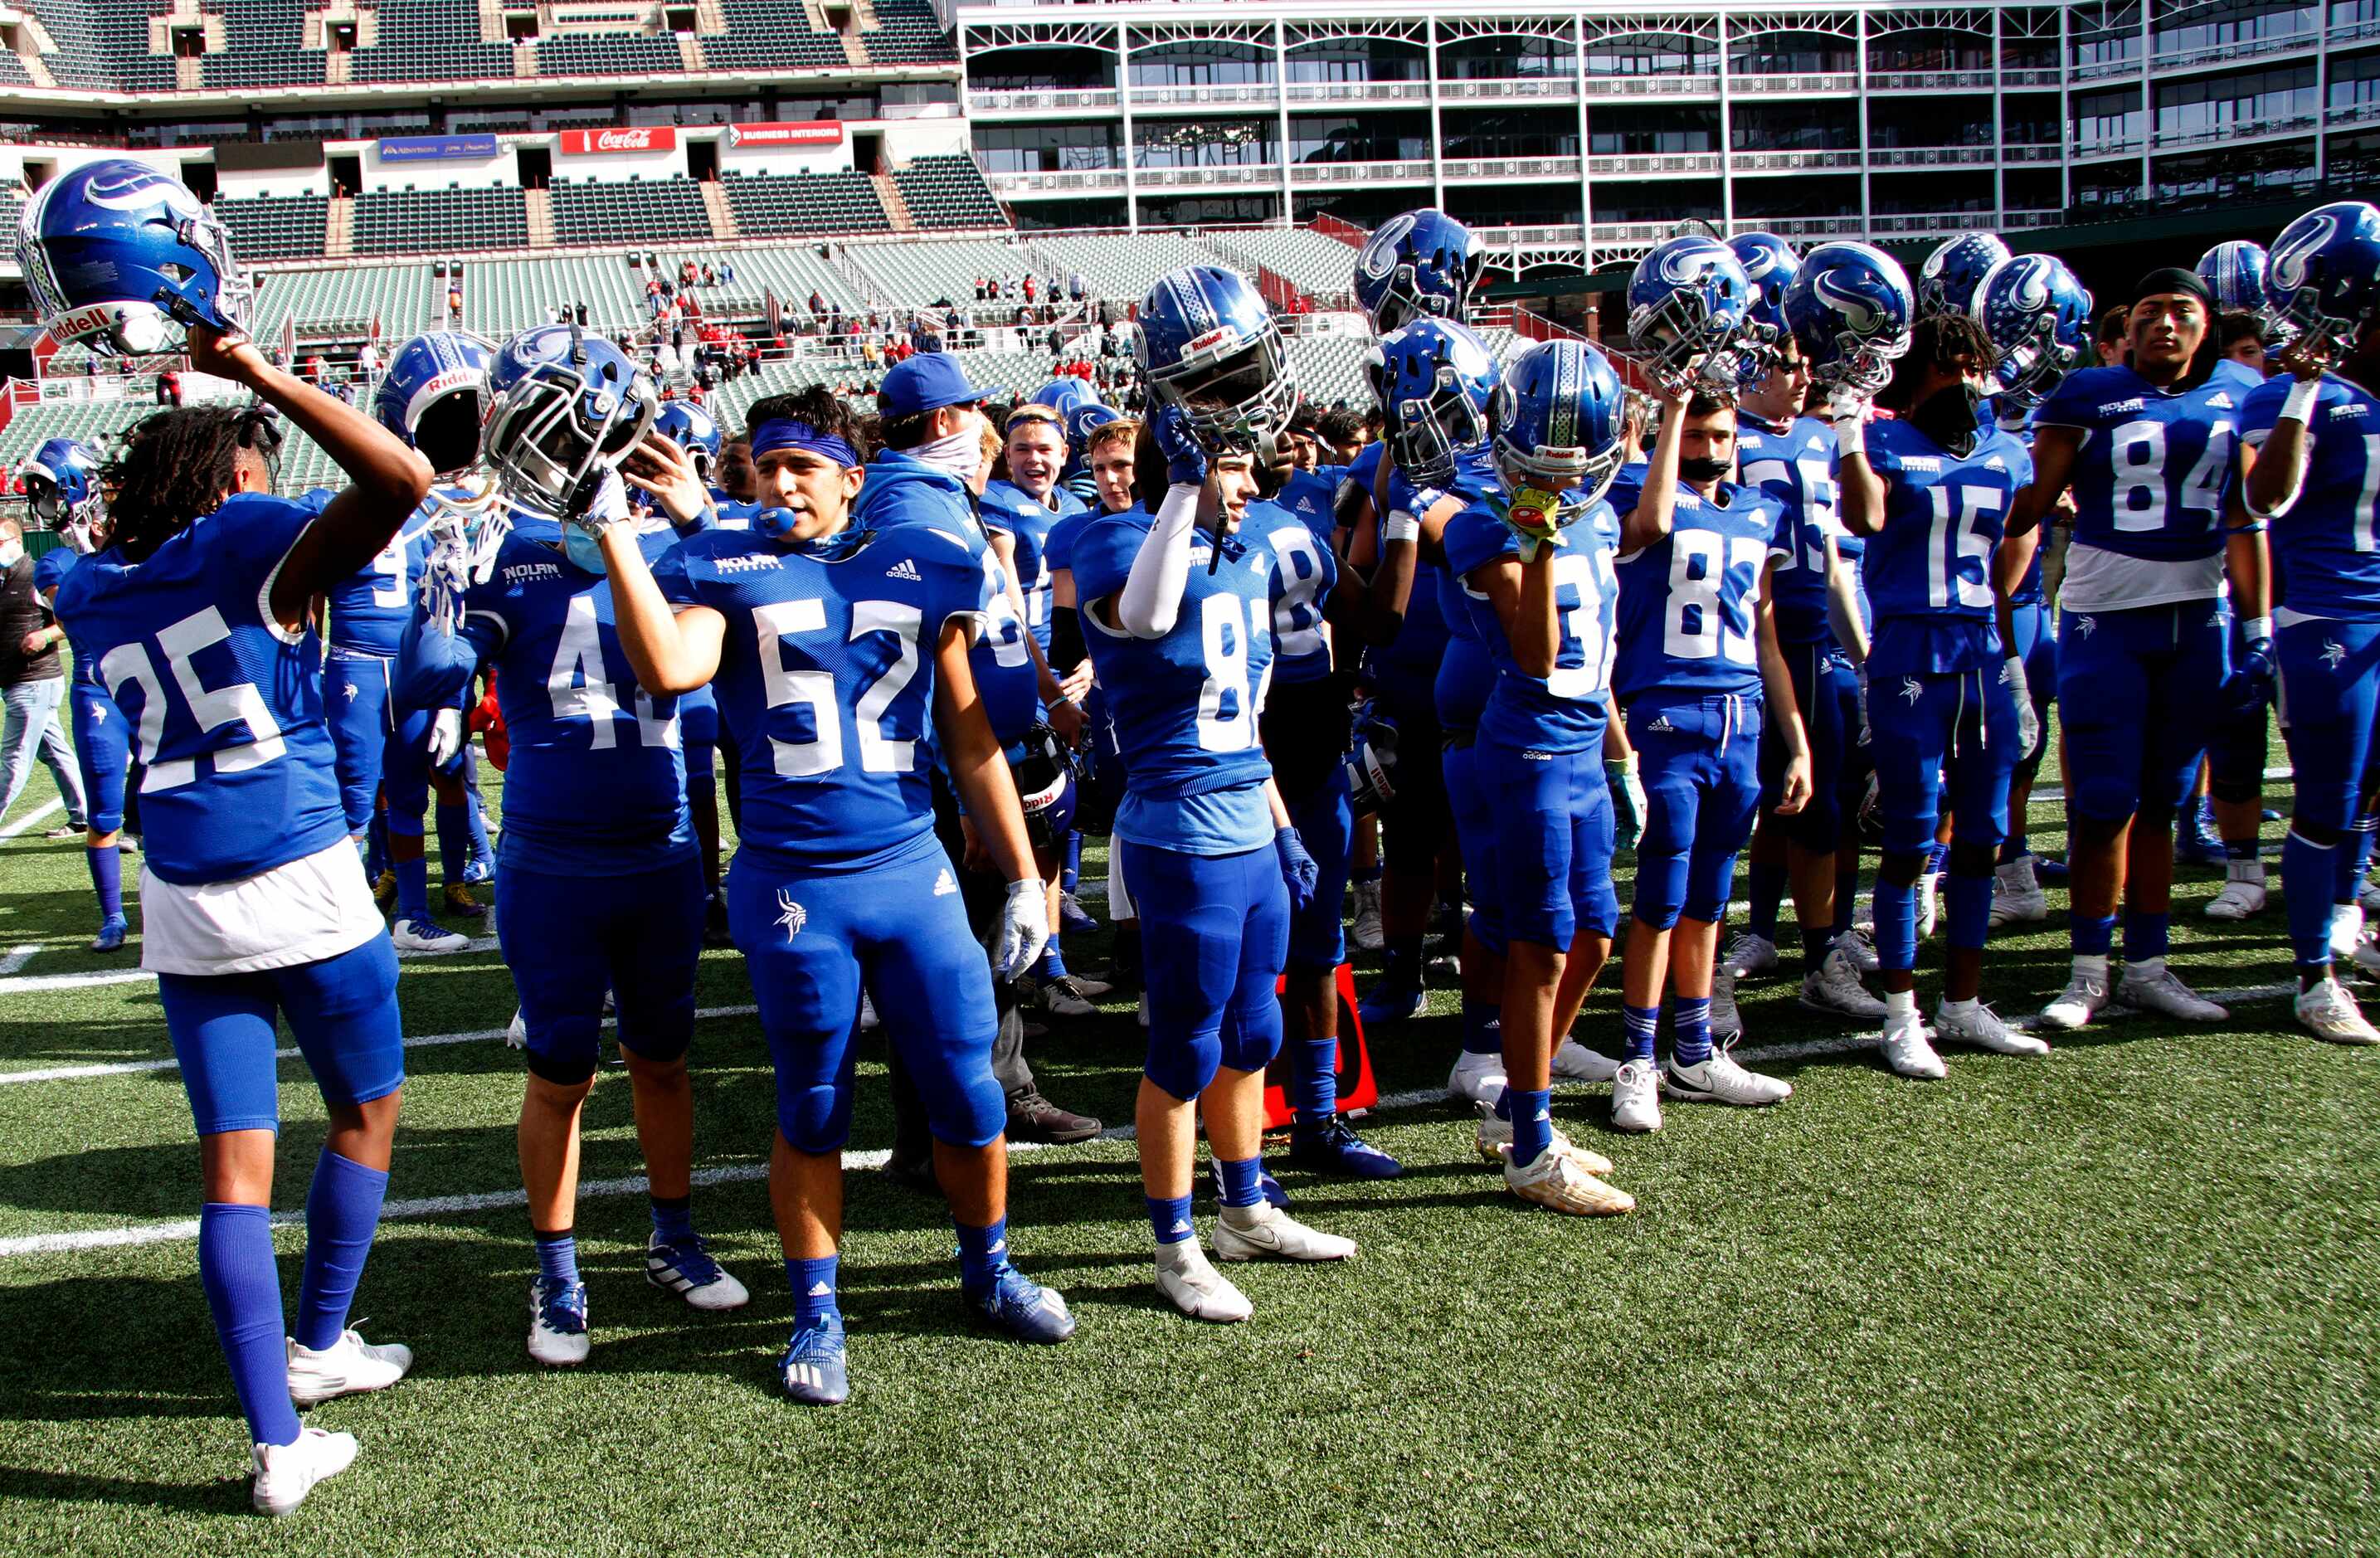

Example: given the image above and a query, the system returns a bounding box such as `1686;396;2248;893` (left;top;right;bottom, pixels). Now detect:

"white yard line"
0;798;64;840
0;978;2300;1259
0;946;39;978
0;934;503;998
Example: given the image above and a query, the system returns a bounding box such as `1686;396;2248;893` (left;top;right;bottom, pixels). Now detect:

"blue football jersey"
1859;421;2033;675
2243;372;2380;621
2211;358;2266;396
1248;494;1338;687
654;521;991;869
53;494;348;885
1433;561;1496;733
1442;492;1623;754
1608;471;1788;704
328;504;437;657
1074;507;1281;801
32;547;101;687
1735;414;1844;646
979;479;1083;651
432;521;692;874
2036;365;2244;562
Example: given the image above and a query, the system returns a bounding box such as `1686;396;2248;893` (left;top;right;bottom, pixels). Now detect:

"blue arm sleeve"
395;606;496;709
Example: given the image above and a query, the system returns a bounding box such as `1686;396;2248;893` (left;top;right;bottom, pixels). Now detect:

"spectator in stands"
702;264;716;288
1068;271;1086;303
1023;274;1037;307
304;353;324;384
156;368;181;407
719;260;733;287
808;289;826;318
575;302;589;327
975;276;989;301
448;285;463;317
357;340;380;378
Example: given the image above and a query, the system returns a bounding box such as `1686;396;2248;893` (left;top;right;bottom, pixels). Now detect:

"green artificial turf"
0;729;2375;1556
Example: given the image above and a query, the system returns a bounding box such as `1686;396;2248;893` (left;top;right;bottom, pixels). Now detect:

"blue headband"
750;417;859;470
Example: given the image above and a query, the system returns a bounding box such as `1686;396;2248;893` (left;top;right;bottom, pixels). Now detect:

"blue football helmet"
483;324;659;520
2270;200;2380;358
1366;318;1499;488
18;158;254;355
1915;231;2012;319
652;399;723;482
1625;236;1755;396
1135;265;1299;455
2197;241;2277;329
1343;700;1399;816
1065;398;1118;450
1785;241;1915;395
1354;208;1486;334
373;330;496;479
1029;377;1096;418
1488;338;1629;518
1972;254;2093;412
1730;231;1802;334
16;436;106;549
1010;722;1082;851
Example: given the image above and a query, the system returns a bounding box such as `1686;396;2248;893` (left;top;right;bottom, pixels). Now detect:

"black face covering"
1678;455;1731;483
1910;383;1984;457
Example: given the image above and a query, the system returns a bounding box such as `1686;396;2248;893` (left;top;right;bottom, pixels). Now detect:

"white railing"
2069;56;2144;81
1442;155;1584;180
1281;80;1429;103
1730;71;1859;93
1587;152;1722;175
2002;144;2064;163
1477;223;1586;246
1730;149;1861;171
1868;69;1993;90
966;88;1122;114
2153;113;2319;148
1582;74;1721;96
1870;144;1998;167
1132;163;1277;188
1288;159;1433;186
1756;215;1867;239
989;168;1127;195
2335;17;2380;41
2149;31;2320;70
1867;210;1998;234
1126;83;1277;107
2004;209;2063;230
2329;99;2380;125
1438;77;1577;100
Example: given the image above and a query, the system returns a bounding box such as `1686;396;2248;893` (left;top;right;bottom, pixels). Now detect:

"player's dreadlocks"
104;403;283;562
1881;314;2002;411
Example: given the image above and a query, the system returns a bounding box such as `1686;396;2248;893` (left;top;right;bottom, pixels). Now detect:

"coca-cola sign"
557;126;679;155
728;121;844;148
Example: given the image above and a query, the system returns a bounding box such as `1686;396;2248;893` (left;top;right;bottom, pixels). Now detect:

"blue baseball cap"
879;352;993;420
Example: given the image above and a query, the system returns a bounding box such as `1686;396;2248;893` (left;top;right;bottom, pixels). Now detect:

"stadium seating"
212;195;332;265
535;32;685;79
1205;227;1363;297
27;0;176;92
721;172;890;240
455;255;650;338
1029;232;1214;303
705;0;848;71
550;176;714;247
206;0;327;89
864;0;959;65
893;156;1005;231
702;246;869;317
353;187;531;256
251;262;442;341
349;0;516;85
845;239;1047;310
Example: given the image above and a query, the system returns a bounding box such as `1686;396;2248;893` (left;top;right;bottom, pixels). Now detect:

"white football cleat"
391;917;468;953
1212;1202;1356;1263
285;1327;412;1407
1662;1041;1792;1106
2334;904;2368;963
1447;1049;1508;1105
505;1007;527;1049
1935;1001;2049;1056
1708;969;1743;1038
1349;880;1384;953
1550;1037;1621;1083
859;993;881;1031
1155;1244;1252;1323
1800;945;1888;1020
1988;857;2048;927
527;1277;591;1366
1609;1060;1663;1133
2115;962;2228;1022
1833;927;1881;974
2296;976;2380;1045
2037;969;2110;1031
1472;1101;1614;1176
2203;876;2268;921
1879;1008;1946;1079
251;1426;358;1517
1502;1143;1634;1216
1721;932;1779;981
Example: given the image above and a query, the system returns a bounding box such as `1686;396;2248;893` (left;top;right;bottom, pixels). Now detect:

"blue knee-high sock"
954;1216;1009;1294
1672;997;1713;1069
1063;830;1083;896
1460;997;1502;1057
1924;841;1949;878
535;1229;581;1285
1290;1032;1338;1122
1508;1087;1552;1169
1746;861;1787;942
2000;830;2030;864
392;844;430;923
295;1149;388;1351
1146;1195;1194;1244
465;783;493;870
1214;1155;1263;1209
1833;856;1862;936
436;801;472;889
1623;1003;1659;1064
787;1254;840;1325
1945;871;1993;952
198;1204;300;1448
365;811;389;882
649;1194;694;1246
85;843;121;920
2285;830;2341;972
1035;940;1069;980
2072;912;2117;957
2339;822;2376;904
2124;909;2170;964
1873;876;1918;972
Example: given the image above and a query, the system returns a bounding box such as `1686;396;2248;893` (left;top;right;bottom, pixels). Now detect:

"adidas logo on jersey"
504;561;564;584
714;553;781;575
2098;397;2147;416
1645;714;1677;733
885;557;923;582
1805;436;1829;452
933;869;958;897
2207;392;2234;410
1984;456;2007;471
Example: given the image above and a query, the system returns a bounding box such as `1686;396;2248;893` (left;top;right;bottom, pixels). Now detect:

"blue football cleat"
88;915;128;953
2034;855;2070;884
1059;892;1099;936
779;1317;849;1405
966;1263;1076;1344
1357;976;1425;1027
1287;1116;1403;1180
645;1231;750;1312
2176;800;2227;865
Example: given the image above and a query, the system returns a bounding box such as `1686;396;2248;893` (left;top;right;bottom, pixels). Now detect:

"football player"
604;383;1075;1400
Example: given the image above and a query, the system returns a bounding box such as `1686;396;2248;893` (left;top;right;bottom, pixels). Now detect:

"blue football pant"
1120;837;1287;1103
1481;737;1619;950
160;936;403;1137
2057;599;2227;825
1627;695;1764;932
495;857;703;1085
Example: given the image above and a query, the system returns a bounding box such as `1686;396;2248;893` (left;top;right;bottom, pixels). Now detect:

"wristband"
2242;616;2271;641
1832;416;1864;460
2280;377;2322;426
1381;509;1422;545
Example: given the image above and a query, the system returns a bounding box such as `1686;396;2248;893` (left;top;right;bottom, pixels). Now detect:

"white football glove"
2003;655;2039;754
1856;669;1872;748
426;707;465;767
990;877;1050;981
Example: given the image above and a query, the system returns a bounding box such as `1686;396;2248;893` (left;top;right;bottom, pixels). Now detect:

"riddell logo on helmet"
1185;326;1235;353
48;304;123;341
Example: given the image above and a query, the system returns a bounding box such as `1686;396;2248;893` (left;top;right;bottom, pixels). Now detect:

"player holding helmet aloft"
2008;265;2270;1030
27;158;430;1515
605;382;1077;1400
1435;338;1638;1212
1812;246;2055;1076
22;437;133;952
397;324;747;1369
1076;266;1357;1320
2236;200;2380;1042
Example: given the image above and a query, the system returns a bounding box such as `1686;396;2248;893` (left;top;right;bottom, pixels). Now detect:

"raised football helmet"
17;158;253;354
1135;265;1299;455
652;399;723;483
1487;338;1629;524
1366;318;1500;488
1784;241;1915;395
1625;236;1755;396
1972;254;2094;411
16;437;106;552
482;324;658;521
1915;231;2012;320
1354;208;1485;334
2269;200;2380;358
2197;240;2280;336
373;329;496;480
